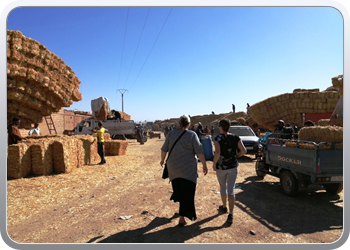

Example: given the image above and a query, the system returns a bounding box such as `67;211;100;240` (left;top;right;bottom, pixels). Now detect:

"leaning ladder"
44;115;57;134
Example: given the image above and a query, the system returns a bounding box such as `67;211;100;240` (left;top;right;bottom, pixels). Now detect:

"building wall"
19;108;91;136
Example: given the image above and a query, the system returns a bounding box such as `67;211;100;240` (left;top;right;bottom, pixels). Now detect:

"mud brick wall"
18;108;91;136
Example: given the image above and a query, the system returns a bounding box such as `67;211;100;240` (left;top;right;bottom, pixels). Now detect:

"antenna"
117;89;128;112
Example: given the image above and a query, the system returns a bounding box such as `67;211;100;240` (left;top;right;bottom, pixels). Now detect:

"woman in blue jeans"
212;118;247;224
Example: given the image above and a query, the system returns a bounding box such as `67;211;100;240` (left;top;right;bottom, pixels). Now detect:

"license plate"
246;147;254;150
331;176;343;182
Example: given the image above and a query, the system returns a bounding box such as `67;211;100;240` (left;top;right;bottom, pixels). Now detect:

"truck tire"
280;171;298;196
323;183;343;194
255;161;266;178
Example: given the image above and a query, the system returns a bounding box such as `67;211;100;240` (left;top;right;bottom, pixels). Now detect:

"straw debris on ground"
7;137;343;244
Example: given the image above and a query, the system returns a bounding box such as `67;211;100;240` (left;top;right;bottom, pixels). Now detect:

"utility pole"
117;89;128;112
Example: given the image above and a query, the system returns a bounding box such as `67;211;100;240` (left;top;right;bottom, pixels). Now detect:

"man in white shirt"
28;123;40;135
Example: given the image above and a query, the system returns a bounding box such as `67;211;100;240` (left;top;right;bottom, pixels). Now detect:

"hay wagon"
255;137;343;196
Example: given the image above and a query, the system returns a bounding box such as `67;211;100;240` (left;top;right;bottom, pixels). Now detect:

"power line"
123;7;151;89
117;7;130;90
129;7;173;91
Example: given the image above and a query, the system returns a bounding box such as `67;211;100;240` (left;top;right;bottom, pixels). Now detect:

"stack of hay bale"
7;135;100;179
7;30;82;129
91;132;128;156
104;140;129;156
248;90;339;131
120;111;131;121
285;126;343;150
7;133;131;179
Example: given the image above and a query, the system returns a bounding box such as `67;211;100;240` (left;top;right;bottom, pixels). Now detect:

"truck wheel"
323;183;343;194
280;171;298;196
255;161;266;178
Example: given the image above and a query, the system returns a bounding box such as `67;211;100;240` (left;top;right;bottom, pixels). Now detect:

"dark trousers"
97;142;105;163
170;178;197;221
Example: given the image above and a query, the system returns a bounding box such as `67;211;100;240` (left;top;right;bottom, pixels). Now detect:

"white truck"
75;118;137;139
74;97;137;139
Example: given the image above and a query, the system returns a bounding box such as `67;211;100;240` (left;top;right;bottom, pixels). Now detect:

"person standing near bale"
304;120;315;127
195;122;205;141
160;115;208;227
136;126;144;145
210;126;214;138
212;118;247;224
28;123;40;135
91;121;107;164
203;126;210;134
8;117;27;145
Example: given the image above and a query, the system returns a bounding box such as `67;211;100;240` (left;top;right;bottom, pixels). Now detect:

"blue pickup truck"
255;137;343;196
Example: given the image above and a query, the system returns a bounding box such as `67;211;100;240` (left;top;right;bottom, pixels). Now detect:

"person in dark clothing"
8;117;26;145
291;122;299;133
210;126;214;138
195;122;205;141
304;120;315;127
136;126;144;145
212;118;247;224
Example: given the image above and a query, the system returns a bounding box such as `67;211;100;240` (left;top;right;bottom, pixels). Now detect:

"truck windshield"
229;127;255;136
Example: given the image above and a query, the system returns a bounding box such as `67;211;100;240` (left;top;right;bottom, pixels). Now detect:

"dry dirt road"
6;136;344;245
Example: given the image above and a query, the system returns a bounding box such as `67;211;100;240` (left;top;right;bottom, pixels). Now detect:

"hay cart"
255;138;343;196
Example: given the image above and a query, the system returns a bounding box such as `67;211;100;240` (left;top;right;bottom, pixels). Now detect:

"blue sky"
6;6;343;123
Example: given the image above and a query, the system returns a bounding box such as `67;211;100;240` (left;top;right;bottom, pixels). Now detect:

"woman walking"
212;119;247;224
160;115;208;226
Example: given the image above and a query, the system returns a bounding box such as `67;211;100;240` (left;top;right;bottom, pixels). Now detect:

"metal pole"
117;89;128;112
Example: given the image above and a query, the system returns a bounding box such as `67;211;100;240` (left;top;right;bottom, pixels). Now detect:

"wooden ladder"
45;115;57;134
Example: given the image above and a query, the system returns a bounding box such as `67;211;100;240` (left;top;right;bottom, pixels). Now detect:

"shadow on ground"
91;213;230;243
235;176;343;236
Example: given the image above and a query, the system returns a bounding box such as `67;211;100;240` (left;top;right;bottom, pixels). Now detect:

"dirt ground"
6;136;344;245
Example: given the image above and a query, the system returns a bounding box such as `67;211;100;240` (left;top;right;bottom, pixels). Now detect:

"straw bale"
285;142;297;148
120;111;131;121
30;139;54;176
318;143;332;150
236;117;246;123
318;118;343;127
331;75;343;95
7;143;32;179
72;135;99;165
298;126;343;143
93;103;108;121
293;89;319;93
105;140;129;156
52;137;81;174
299;143;317;150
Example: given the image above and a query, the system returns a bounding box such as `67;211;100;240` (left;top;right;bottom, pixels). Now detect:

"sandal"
219;205;228;213
226;214;233;223
177;221;187;227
